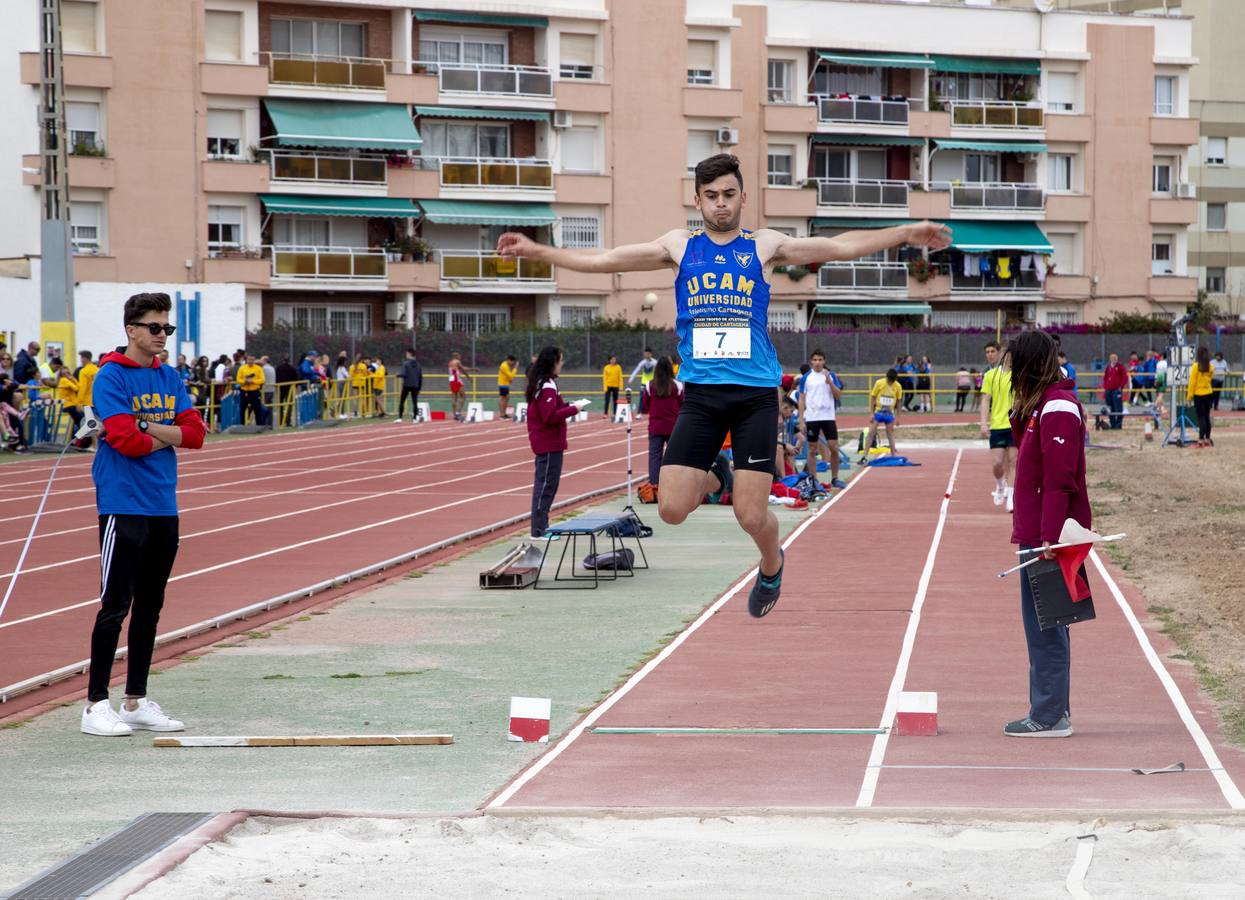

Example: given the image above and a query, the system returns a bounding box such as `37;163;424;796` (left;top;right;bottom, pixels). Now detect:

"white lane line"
1089;549;1245;810
486;466;875;810
855;449;962;808
0;439;643;632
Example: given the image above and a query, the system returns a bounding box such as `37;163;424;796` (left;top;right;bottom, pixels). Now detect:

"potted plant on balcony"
394;234;431;262
71;139;106;157
773;263;812;281
907;258;934;284
383;241;402;263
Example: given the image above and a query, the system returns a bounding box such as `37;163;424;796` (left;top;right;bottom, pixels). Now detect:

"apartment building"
0;0;1201;353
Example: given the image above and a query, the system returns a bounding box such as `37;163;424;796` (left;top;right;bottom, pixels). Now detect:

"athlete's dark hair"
810;349;825;359
799;363;811;375
694;154;743;193
1196;344;1211;374
885;368;898;382
651;356;676;399
506;354;517;362
124;292;171;325
526;345;562;404
1008;330;1063;424
984;340;1000;352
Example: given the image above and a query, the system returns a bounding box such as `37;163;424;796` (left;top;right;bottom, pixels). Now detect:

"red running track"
492;448;1245;812
0;418;643;710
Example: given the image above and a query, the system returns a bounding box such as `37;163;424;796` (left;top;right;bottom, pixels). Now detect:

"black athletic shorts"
663;383;779;474
806;420;838;444
499;386;510;396
989;427;1015;449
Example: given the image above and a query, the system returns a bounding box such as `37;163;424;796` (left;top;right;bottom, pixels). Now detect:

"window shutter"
687;40;715;72
66;102;100;133
206;109;242;140
61;1;98;53
205;10;243;61
562;128;595;172
1047;72;1075;110
560;33;594;66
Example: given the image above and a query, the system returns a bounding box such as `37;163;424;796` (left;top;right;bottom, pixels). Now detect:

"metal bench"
533;512;650;590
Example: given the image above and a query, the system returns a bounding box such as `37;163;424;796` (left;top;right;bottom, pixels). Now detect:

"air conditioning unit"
553;110;573;129
1023;303;1038;322
715;127;738;145
1176;182;1197;199
385;301;407;324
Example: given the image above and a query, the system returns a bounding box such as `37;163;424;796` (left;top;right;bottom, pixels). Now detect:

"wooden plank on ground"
153;734;453;748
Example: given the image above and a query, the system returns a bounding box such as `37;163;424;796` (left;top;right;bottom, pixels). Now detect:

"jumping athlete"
498;154;950;617
448;352;472;421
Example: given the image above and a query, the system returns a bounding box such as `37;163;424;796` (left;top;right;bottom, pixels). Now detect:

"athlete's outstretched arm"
764;221;952;267
496;230;680;273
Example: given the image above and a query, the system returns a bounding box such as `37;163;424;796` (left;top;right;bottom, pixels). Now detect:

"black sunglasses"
130;322;176;336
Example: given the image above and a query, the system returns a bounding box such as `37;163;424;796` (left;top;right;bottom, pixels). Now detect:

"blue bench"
534;512;650;590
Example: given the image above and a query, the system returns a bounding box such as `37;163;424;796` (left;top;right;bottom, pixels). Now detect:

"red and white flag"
1053;519;1105;603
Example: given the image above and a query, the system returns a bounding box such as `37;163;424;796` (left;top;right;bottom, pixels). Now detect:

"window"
204;10;243;61
70;201;101;254
1207;203;1227;231
274;303;371;335
66;102;101;153
819;65;885;98
687;130;715;173
1048;154;1073;192
1152;159;1173;194
560;128;596;173
206;109;243;157
1046;72;1075;113
769;307;799;331
932;72;1002;102
420;122;509;158
1206;137;1227;166
419;34;505;69
1206;267;1226;294
1154;76;1175;116
687;40;715;86
272;18;365;59
1047;311;1079;326
1151;235;1173;275
207;206;244;253
686;213;704;231
767;60;793;103
965;154;1000;184
421;307;510;333
560;305;597;327
559;33;595;80
1048;232;1078;275
560;215;600;249
274;216;331;247
61;1;98;53
767;146;794;186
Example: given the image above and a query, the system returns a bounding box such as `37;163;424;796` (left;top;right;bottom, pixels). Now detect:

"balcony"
20;52;113;88
204;253;271;288
203;159;269;193
952;270;1043;293
1045;193;1091;223
265;52;388;91
1150;117;1199;147
765;103;818;133
909;188;951;220
1149;275;1197;303
815;95;910;127
683;87;743;120
818;262;908;292
949;181;1044;213
555;173;611;205
1045;114;1091;143
814;178;909;208
440;250;553;286
388;260;440;290
420;62;552;98
1150;196;1197;225
439;157;553;191
200;61;269;97
267;151;387;187
554;80;611;113
763;186;817;218
946;101;1043;130
268;245;387;280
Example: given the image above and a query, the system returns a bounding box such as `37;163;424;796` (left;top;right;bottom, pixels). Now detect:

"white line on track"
1089;549;1245;810
486;466;875;809
855;449;962;808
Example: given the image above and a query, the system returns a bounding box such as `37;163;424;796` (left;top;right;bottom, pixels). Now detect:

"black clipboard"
1025;556;1096;630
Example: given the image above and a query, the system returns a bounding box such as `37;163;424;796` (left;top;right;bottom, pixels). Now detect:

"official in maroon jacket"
1004;330;1091;738
525;346;590;540
642;357;684;488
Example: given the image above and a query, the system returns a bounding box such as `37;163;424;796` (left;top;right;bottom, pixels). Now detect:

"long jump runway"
492;448;1245;812
0;418;640;712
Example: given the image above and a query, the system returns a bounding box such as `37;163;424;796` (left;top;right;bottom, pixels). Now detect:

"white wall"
73;281;247;359
0;260;42;352
0;2;44;260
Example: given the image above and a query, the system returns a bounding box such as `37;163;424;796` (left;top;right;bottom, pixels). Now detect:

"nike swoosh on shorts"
747;456;769;464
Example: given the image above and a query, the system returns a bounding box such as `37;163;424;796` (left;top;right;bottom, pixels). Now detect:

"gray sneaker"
1004;715;1073;738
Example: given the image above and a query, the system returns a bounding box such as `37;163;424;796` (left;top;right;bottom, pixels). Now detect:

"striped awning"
263;99;422;151
414;106;550;122
817;50;934;70
260;195;421;217
417;200;556;226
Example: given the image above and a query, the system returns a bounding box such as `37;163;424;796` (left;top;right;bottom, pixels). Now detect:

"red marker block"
508;697;551;743
895;691;938;736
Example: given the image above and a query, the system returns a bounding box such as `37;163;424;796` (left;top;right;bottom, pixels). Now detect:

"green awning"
414;10;548;28
414;106;550;122
811;218;915;230
811;134;924;147
260;195;421;217
418;200;556;226
930;55;1041;76
817;50;934;70
262;99;422;151
941;220;1053;253
934;139;1047;154
814;303;932;316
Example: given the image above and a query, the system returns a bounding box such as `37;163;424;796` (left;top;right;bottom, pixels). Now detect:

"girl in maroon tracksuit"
1005;330;1092;739
525;346;588;538
642;357;683;487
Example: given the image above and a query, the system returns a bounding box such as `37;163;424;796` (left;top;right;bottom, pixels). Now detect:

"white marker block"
415;402;431;422
895;691;938;736
574;410;589;422
613;402;632;424
514;402;528;422
508;696;551;743
465;402;485;423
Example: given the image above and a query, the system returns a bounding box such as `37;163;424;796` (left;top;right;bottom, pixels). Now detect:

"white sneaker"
392;418;405;424
117;698;184;732
992;488;1005;507
1005;487;1014;513
81;700;132;736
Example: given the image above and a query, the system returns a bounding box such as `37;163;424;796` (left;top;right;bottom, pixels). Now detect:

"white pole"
625;415;633;508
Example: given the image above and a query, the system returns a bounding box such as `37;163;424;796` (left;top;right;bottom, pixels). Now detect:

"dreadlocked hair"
1008;330;1063;424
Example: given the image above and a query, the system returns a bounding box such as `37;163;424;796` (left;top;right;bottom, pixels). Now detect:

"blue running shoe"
831;478;847;490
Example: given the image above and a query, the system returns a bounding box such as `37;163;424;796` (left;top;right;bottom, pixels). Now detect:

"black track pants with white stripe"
87;515;180;702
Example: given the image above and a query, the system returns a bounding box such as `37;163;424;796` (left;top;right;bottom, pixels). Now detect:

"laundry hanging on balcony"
262;100;422;151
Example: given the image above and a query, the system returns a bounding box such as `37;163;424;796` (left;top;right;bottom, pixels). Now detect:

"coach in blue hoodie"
81;292;206;738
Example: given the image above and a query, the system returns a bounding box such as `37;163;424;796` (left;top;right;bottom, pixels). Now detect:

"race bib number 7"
692;324;751;360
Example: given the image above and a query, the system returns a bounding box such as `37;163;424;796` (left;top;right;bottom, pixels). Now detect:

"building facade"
0;0;1204;354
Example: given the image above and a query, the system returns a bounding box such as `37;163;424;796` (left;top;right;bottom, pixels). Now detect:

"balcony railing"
814;178;909;208
440;250;553;283
950;181;1044;212
818;262;908;291
265;51;388;90
439;157;553;190
267;150;387;185
951;270;1042;293
813;94;909;126
268;245;387;280
945;100;1043;130
417;61;553;97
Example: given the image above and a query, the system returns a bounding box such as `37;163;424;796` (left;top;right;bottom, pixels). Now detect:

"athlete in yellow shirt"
497;355;519;419
979;340;1015;510
76;352;99;407
861;368;903;460
370;358;387;417
349;355;370;417
601;355;623;419
236;354;267;425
